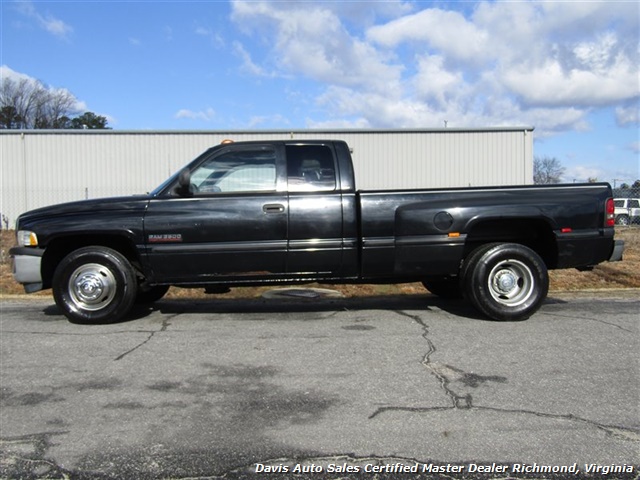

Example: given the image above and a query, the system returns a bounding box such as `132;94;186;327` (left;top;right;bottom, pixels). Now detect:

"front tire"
52;247;138;324
462;243;548;321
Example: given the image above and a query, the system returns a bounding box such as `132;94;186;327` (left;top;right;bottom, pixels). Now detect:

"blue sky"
1;0;639;186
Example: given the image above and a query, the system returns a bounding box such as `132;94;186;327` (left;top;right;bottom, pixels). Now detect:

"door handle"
263;203;285;214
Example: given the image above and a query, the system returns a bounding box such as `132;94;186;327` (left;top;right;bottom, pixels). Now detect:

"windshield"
150;171;180;197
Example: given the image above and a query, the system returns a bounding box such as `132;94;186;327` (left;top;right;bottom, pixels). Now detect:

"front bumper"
609;239;624;262
9;247;44;293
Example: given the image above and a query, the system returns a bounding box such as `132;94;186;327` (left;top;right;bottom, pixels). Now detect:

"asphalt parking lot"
1;291;638;479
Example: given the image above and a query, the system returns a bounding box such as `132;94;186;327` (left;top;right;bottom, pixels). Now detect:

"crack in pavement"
114;316;173;361
0;432;71;480
543;312;636;333
394;310;472;409
369;404;640;441
370;310;640;443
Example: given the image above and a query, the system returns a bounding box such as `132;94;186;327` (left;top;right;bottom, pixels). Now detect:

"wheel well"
464;219;557;269
41;235;140;289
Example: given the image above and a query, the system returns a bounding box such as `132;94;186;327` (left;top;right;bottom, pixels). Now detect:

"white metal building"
1;127;534;225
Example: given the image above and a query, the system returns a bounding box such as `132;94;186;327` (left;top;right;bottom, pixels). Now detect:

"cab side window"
190;148;277;194
286;145;336;192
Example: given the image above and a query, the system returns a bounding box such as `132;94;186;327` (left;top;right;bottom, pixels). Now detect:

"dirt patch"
1;228;638;299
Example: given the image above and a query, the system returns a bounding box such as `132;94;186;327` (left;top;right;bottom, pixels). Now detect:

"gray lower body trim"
609;239;624;262
10;247;44;292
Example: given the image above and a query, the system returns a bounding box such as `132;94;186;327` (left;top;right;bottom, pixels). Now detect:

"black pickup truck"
11;140;623;323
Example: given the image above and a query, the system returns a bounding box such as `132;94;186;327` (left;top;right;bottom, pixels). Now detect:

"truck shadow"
38;294;484;322
42;294;566;324
147;294;489;321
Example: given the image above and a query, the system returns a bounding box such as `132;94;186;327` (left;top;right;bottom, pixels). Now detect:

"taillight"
605;198;615;227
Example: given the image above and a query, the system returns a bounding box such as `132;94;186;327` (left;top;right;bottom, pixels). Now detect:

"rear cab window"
286;145;337;192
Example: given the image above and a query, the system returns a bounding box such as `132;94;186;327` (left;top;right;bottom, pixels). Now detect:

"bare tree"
0;77;37;128
0;76;106;129
533;156;565;184
34;88;77;128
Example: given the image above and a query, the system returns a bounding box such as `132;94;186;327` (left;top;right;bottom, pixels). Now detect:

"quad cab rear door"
285;143;357;278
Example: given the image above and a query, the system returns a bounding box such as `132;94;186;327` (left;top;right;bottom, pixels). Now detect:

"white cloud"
228;0;639;137
616;104;640;127
412;54;467;110
563;165;606;183
306;117;371;129
502;32;638;108
247;114;289;128
233;41;278;78
15;1;73;39
319;1;413;28
231;1;402;93
175;108;216;122
1;65;32;83
573;32;618;72
316;85;461;129
503;58;637;108
367;8;490;64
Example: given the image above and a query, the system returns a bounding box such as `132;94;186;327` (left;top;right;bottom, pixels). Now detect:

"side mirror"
177;168;192;196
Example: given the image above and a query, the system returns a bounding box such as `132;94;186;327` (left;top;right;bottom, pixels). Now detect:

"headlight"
17;230;38;247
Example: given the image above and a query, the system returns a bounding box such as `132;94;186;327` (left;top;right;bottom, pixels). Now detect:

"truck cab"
144;141;358;283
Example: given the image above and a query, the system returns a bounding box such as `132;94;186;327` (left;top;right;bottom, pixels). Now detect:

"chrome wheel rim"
487;258;535;307
68;263;117;311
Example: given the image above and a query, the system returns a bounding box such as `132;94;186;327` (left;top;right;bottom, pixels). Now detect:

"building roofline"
0;126;535;135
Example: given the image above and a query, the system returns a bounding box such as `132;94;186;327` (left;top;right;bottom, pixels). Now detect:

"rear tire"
462;243;548;321
53;247;138;324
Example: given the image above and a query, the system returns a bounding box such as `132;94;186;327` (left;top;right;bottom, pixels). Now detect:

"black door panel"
287;193;344;275
144;195;288;282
